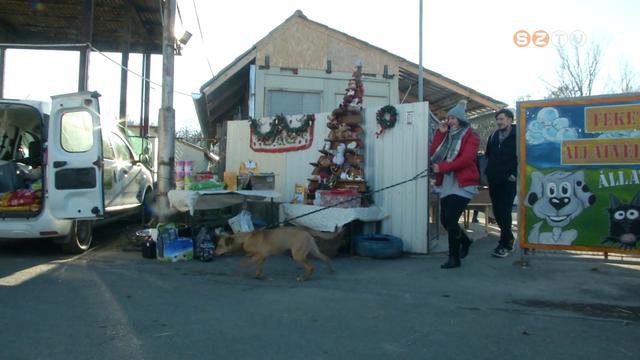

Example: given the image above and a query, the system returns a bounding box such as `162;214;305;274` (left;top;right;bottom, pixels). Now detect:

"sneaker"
492;246;512;258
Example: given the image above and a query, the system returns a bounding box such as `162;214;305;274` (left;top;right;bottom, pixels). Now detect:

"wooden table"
463;188;492;232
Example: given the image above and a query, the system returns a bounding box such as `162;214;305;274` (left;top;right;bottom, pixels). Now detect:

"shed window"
266;90;320;116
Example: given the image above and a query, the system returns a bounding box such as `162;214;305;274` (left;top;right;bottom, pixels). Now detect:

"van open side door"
47;92;105;219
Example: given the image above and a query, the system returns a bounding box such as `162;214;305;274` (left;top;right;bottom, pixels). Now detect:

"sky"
3;0;639;131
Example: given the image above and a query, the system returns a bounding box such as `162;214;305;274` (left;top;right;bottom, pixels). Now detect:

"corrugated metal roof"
0;0;163;53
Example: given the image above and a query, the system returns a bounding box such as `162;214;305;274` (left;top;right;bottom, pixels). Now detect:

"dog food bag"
194;227;215;262
175;161;185;190
184;160;193;176
193;227;207;259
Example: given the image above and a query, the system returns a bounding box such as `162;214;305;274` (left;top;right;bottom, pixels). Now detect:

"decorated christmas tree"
307;67;368;207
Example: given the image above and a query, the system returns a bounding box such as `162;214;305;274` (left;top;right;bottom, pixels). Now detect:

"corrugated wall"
364;102;431;254
175;141;211;173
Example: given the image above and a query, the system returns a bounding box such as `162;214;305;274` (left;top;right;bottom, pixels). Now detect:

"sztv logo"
513;30;586;48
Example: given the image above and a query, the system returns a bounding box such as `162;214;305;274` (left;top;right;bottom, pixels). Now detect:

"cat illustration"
602;191;640;250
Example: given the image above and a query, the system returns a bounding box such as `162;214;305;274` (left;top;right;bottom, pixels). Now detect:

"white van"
0;91;154;253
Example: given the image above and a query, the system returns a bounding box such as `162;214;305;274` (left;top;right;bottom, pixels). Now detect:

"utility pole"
419;0;430;253
418;0;424;102
157;0;177;222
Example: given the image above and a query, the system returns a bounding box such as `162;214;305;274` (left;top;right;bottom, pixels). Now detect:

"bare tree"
616;61;638;93
176;126;204;147
543;42;603;98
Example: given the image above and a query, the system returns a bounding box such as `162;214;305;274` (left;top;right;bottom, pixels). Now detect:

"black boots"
460;237;473;259
440;256;461;269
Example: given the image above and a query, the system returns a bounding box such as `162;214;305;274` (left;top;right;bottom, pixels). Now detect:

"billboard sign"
518;94;640;254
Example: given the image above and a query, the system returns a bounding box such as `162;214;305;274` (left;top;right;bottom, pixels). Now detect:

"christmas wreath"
375;105;398;138
249;114;315;142
249;116;280;143
282;114;315;134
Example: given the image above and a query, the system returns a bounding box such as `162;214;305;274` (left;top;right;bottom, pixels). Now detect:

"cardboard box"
161;238;193;262
238;174;275;190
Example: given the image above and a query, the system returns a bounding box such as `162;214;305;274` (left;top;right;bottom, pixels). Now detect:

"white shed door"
365;102;430;254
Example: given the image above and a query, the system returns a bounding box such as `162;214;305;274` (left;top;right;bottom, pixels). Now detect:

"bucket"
141;239;156;259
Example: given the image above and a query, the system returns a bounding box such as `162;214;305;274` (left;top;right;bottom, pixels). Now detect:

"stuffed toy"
332;123;352;140
332;143;346;166
340;68;364;113
344;150;362;166
317;155;333;189
318;155;332;167
327;114;340;129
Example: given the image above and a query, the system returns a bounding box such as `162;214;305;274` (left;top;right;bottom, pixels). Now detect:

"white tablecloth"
168;189;280;215
279;203;388;232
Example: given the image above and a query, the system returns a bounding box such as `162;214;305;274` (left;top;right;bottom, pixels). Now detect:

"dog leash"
260;168;430;229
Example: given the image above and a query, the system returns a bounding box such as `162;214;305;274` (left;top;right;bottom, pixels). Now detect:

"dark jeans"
440;194;471;258
488;181;517;249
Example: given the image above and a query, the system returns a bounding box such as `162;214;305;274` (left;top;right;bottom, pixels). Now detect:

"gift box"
316;189;361;208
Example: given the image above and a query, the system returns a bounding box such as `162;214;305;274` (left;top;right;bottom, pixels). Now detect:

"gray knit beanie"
447;100;468;125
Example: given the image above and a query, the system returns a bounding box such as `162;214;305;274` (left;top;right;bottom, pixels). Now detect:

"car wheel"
354;234;403;259
60;220;93;254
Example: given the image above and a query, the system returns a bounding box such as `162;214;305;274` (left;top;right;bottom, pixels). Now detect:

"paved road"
1;223;639;359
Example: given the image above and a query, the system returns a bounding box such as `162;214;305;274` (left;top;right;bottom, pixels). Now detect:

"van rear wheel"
60;220;93;254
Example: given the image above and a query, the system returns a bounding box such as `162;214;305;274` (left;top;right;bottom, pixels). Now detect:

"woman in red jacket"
430;100;480;269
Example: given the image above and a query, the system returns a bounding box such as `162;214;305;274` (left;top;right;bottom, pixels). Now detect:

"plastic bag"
228;209;254;234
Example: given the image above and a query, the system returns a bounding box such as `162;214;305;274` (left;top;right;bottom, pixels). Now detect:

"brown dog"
215;227;335;281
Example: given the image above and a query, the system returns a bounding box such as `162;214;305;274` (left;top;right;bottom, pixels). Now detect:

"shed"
194;10;506;147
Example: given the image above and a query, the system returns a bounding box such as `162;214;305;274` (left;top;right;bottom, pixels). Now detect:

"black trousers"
440;194;471;258
488;181;517;249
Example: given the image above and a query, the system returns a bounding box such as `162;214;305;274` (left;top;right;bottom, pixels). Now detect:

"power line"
191;0;215;77
88;44;194;98
176;2;184;28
